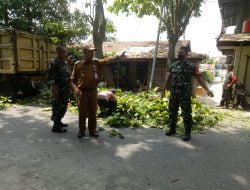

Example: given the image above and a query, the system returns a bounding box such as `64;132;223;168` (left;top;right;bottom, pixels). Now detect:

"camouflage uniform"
48;58;70;124
168;60;199;134
233;82;247;109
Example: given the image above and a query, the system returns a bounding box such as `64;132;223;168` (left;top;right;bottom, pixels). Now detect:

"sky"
71;0;223;57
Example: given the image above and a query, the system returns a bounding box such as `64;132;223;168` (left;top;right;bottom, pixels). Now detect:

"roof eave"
217;41;250;47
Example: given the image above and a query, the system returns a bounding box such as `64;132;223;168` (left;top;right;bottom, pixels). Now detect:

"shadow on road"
0;106;249;190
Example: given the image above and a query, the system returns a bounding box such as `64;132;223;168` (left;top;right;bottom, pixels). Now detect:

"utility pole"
149;0;165;89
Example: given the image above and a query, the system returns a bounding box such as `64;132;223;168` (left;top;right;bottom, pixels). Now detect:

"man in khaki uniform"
71;46;125;138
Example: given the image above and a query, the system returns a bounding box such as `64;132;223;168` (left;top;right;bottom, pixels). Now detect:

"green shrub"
201;71;214;83
67;48;84;60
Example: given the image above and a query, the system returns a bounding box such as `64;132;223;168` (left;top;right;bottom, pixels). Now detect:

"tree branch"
179;4;195;36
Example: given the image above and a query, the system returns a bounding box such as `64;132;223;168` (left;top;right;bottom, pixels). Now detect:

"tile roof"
218;33;250;42
102;41;190;58
217;33;250;46
70;41;206;60
71;41;192;59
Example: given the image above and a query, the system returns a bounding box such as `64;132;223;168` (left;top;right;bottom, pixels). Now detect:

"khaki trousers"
78;89;97;134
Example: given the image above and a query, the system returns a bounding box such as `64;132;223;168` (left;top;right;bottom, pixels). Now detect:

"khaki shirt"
70;59;108;90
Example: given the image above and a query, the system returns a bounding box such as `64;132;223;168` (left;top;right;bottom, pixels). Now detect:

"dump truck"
0;29;57;96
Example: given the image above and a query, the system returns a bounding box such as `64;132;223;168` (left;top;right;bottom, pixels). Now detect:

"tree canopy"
39;9;91;44
0;0;71;30
109;0;204;62
0;0;90;44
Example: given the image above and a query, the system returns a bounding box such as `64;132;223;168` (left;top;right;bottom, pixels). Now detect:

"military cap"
82;45;97;52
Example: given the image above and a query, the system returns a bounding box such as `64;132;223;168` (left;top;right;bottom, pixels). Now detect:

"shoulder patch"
170;61;179;68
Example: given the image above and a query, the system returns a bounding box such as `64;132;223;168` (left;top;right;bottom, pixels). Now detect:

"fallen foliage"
0;96;12;110
105;89;223;133
8;89;224;133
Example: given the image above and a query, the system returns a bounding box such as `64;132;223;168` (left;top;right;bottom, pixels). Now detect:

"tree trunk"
93;0;115;87
93;0;106;58
167;35;178;66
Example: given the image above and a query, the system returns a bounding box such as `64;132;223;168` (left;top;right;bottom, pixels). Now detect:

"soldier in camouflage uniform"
48;46;70;133
233;81;247;109
162;47;214;141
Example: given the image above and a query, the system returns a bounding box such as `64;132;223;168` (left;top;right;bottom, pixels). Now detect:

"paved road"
0;105;250;190
197;76;224;106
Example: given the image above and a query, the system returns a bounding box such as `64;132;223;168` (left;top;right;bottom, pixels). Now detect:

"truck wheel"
20;80;38;96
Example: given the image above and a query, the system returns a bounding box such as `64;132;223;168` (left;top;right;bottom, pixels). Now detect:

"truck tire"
0;80;16;96
19;79;38;96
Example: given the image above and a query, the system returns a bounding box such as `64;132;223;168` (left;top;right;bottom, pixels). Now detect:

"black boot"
165;127;176;136
182;133;191;141
182;127;191;141
52;126;67;133
90;131;99;138
52;121;67;133
59;121;68;128
77;130;85;138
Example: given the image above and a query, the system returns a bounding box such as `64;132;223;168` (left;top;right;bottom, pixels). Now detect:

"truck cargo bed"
0;29;56;74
